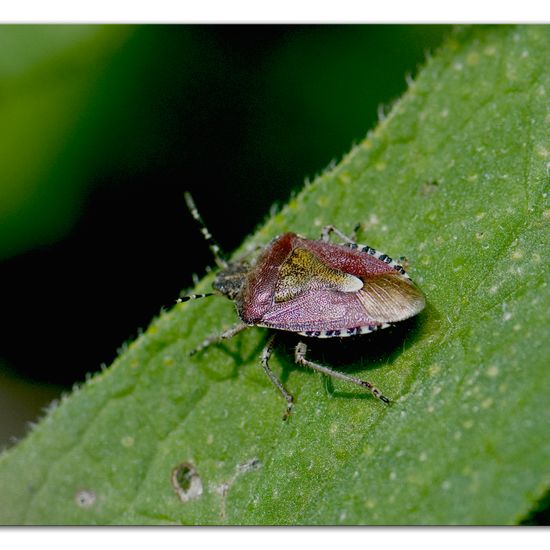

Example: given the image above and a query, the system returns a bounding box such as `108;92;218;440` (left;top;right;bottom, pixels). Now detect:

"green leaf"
1;25;549;525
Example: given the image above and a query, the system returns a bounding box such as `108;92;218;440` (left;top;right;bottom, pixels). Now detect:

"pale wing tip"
407;283;426;317
358;273;426;323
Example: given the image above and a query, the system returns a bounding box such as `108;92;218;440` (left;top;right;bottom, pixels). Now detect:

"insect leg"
398;256;411;270
189;323;249;356
320;225;358;244
260;334;294;420
177;293;214;303
294;341;390;404
350;222;362;242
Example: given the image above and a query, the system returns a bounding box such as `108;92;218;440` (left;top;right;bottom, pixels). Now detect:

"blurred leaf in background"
0;26;129;258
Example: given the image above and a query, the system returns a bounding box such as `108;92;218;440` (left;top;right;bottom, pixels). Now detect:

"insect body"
181;194;425;419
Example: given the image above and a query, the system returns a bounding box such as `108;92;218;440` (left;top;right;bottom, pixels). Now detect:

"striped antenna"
184;192;228;269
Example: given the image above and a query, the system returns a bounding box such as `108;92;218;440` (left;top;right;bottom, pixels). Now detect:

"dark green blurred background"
0;25;451;447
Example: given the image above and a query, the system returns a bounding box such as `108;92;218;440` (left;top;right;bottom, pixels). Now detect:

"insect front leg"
294;341;391;404
320;224;360;244
260;334;294;420
189;323;249;356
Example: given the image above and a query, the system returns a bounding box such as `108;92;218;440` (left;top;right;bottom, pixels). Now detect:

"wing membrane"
356;272;425;323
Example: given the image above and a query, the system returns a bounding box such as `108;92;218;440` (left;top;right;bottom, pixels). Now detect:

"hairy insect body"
182;193;425;419
215;233;424;336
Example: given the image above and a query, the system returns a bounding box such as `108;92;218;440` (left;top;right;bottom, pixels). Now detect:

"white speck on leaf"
121;436;134;448
75;489;96;509
487;365;499;378
172;462;203;503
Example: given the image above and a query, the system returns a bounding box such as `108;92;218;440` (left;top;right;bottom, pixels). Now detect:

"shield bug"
179;193;425;419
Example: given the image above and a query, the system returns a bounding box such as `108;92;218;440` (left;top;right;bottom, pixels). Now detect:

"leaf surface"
1;25;549;525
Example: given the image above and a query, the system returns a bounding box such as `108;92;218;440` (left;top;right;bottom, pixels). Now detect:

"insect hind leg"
294;341;390;404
